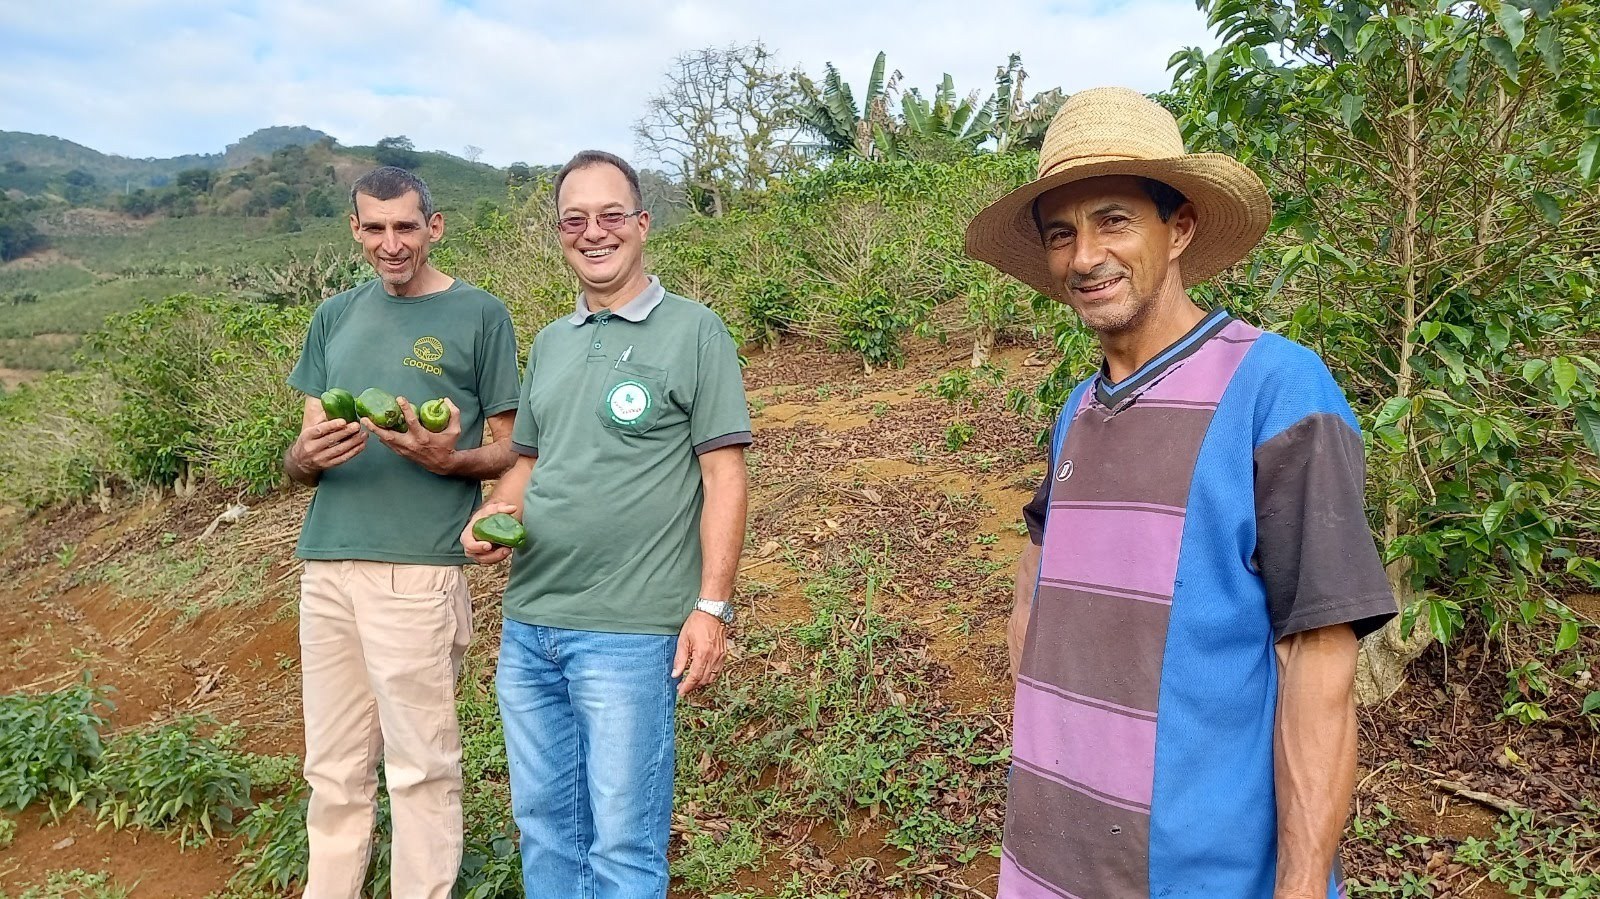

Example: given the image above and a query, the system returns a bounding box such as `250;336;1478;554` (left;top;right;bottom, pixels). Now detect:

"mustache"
1069;267;1127;289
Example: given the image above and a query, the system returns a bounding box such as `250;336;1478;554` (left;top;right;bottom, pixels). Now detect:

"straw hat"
965;86;1270;295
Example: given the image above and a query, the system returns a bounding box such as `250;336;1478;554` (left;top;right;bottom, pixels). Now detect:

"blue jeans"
496;619;678;899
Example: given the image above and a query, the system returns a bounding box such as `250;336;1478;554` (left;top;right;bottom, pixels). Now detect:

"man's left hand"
364;396;462;476
673;611;727;696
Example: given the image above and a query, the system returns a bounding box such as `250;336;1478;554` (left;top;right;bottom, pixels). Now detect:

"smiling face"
556;163;650;301
1034;175;1196;337
350;190;444;296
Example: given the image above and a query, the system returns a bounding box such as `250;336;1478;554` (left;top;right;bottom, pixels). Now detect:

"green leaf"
1374;396;1411;428
1553;356;1578;394
1419;320;1442;343
1575;404;1600;457
1583;691;1600;716
1527;0;1555;18
1554;620;1580;652
1496;2;1525;47
1447;53;1473;100
1580;135;1600;185
1535;22;1562;76
1339;93;1365;130
1427;598;1459;644
1532;191;1562;226
1472;417;1494;450
1486;321;1511;353
1523;358;1549;383
1483;36;1519;81
1482;500;1510;535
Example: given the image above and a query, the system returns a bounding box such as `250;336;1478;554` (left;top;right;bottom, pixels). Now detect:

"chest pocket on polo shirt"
596;361;669;435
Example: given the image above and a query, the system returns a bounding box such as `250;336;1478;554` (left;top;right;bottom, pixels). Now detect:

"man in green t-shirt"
283;166;522;899
461;150;751;899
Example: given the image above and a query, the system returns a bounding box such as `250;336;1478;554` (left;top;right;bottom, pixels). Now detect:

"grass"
669;552;1009;896
89;536;277;621
0;870;133;899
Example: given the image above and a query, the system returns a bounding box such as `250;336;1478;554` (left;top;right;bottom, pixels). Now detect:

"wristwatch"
695;598;736;627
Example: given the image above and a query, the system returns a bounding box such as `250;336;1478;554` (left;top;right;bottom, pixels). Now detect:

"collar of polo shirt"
569;275;666;325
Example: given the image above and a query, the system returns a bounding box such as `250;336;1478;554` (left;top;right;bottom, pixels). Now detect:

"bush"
0;678;112;815
77;294;311;495
90;719;252;845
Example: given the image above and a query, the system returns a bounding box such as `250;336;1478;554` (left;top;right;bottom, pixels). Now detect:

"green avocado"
419;398;450;433
320;388;358;424
355;388;408;432
472;512;528;550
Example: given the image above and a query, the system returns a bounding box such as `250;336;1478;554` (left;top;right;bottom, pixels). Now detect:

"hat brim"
963;155;1271;295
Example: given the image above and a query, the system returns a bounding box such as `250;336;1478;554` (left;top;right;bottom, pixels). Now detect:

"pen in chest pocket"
615;345;633;368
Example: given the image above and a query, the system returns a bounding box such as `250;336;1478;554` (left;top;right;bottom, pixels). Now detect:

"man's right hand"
290;419;366;476
461;501;520;565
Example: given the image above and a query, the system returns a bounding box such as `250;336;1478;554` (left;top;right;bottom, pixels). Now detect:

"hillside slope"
2;336;1592;898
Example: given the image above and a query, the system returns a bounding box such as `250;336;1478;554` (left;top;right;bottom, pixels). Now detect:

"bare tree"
463;144;484;164
634;42;809;217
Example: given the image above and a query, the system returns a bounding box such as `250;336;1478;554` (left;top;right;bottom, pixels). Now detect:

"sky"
0;0;1219;169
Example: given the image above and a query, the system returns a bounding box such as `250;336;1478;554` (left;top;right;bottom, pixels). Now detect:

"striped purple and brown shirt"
1005;310;1395;898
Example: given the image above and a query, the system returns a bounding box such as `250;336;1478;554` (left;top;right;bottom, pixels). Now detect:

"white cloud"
0;0;1219;167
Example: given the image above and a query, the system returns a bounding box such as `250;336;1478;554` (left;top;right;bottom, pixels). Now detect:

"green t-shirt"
504;279;753;635
287;278;522;564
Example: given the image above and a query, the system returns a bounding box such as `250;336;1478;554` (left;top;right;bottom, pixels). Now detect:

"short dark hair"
1030;176;1193;235
553;150;643;210
351;166;435;220
1138;177;1189;222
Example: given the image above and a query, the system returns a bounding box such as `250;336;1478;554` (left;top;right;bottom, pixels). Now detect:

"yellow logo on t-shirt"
405;336;445;376
413;336;445;362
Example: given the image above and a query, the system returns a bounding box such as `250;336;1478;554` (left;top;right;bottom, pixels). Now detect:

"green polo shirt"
287;278;522;565
503;276;753;635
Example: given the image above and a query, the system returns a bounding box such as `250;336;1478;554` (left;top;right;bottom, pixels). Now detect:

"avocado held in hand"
418;398;450;433
320;388;358;424
355;388;408;432
472;512;528;550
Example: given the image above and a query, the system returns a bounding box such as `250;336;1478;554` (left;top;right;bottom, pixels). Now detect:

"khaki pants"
299;560;472;899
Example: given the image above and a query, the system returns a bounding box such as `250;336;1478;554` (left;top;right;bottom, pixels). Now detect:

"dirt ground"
1;337;1594;897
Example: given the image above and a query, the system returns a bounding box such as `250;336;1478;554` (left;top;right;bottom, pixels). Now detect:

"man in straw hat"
967;87;1397;898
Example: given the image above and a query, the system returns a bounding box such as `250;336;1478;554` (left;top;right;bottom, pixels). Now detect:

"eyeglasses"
555;210;644;234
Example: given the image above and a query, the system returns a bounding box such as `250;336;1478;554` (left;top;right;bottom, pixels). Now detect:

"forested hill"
0;126;333;195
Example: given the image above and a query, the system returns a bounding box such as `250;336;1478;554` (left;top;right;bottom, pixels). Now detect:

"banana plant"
992;53;1066;154
882;74;997;162
797;51;896;159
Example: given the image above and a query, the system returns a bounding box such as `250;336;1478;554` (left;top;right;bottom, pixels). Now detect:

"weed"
870;401;890;417
1;870;131;899
54;544;77;567
239;753;300;792
975;533;999;546
1454;808;1600;896
945;421;975;452
671;820;764;893
0;814;15;849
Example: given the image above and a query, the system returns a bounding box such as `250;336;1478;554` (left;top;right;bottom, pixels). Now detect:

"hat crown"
1037;87;1187;179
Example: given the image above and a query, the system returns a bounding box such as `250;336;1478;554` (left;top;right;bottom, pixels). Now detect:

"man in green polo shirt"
284;166;522;899
461;150;751;899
